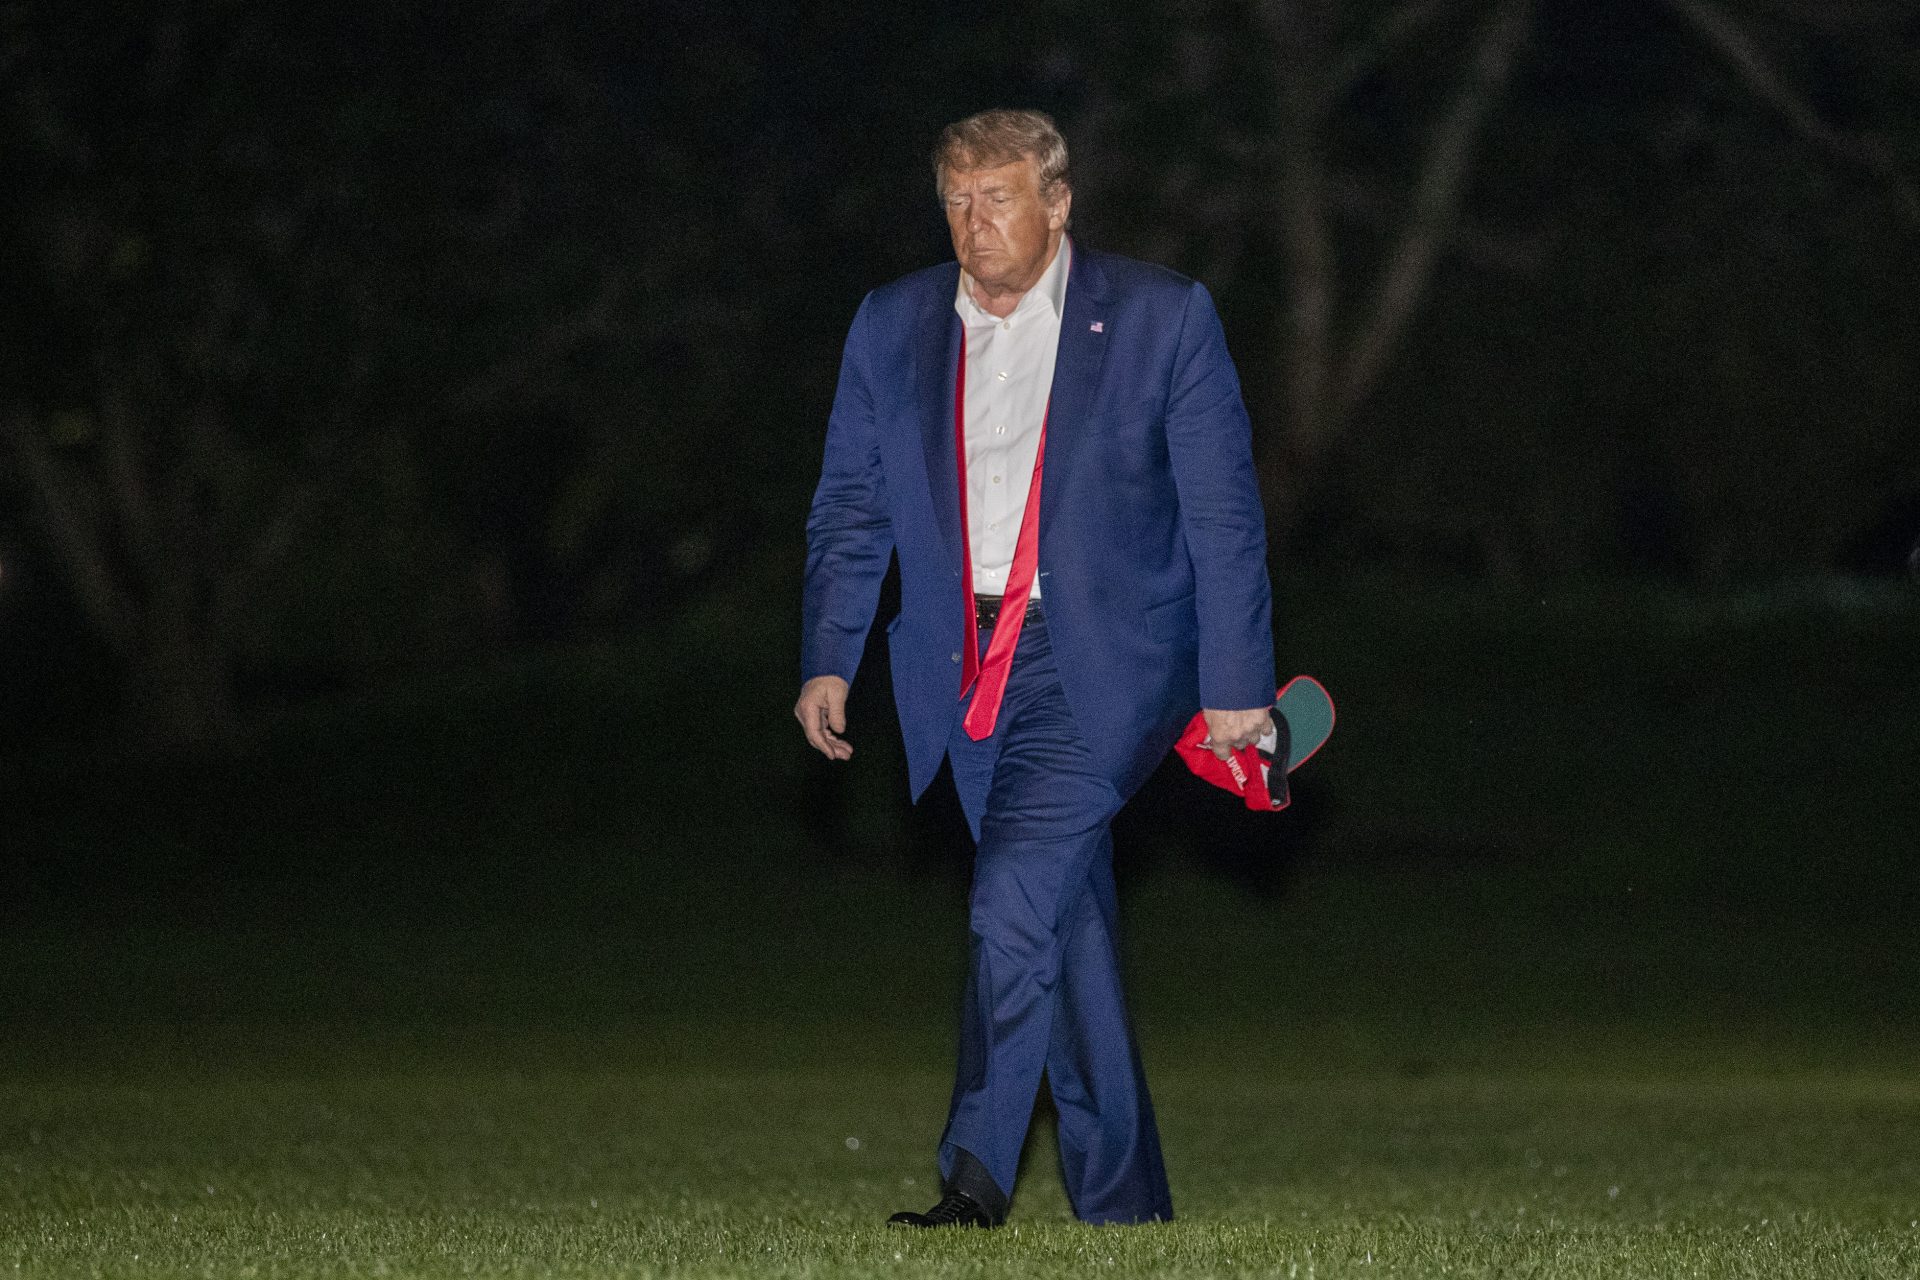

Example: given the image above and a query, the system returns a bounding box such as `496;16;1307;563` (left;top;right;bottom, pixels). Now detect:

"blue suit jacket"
803;245;1275;800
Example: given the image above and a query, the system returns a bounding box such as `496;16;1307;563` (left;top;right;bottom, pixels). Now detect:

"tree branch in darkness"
2;410;139;660
1322;0;1464;112
1340;0;1533;422
1663;0;1920;230
1253;0;1534;522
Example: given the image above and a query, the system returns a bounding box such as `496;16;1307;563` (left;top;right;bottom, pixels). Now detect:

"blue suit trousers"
936;609;1174;1225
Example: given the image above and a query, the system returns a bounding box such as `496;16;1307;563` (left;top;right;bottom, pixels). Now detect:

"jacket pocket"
1144;591;1196;643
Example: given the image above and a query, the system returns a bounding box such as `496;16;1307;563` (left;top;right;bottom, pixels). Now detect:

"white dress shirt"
954;238;1069;600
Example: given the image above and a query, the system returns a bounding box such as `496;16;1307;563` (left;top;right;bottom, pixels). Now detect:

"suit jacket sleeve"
801;293;895;686
1164;281;1276;710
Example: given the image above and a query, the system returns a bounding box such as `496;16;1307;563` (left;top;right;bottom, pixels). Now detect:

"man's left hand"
1202;706;1273;760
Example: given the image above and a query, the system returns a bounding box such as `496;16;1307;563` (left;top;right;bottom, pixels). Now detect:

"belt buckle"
975;594;1039;630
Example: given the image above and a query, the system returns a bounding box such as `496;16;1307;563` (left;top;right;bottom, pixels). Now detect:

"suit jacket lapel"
1040;244;1111;543
915;269;965;581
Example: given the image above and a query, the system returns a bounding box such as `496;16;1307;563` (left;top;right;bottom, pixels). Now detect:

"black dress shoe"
887;1190;996;1228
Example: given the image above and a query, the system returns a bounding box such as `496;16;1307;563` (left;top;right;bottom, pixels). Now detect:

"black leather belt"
975;594;1043;630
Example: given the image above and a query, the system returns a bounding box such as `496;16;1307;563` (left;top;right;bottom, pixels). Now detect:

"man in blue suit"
795;109;1275;1228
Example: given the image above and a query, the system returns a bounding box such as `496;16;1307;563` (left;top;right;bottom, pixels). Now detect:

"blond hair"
932;109;1071;203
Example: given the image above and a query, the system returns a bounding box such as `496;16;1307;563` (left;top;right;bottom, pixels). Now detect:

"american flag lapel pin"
1089;321;1104;333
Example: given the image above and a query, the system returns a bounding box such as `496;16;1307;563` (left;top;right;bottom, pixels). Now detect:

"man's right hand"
794;675;853;760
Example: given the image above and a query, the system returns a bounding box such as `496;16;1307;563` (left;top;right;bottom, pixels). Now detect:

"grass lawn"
5;1029;1919;1278
6;574;1918;1276
6;853;1917;1279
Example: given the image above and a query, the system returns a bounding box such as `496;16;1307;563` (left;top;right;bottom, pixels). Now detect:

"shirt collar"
956;236;1071;324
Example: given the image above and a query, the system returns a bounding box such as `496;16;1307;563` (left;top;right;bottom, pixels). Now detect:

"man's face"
942;157;1070;296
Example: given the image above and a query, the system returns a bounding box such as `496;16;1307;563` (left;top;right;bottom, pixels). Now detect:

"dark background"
3;1;1917;1055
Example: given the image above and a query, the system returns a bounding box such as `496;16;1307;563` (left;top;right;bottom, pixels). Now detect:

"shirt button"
991;475;1001;484
950;652;962;663
1001;320;1011;330
996;371;1008;381
995;425;1006;435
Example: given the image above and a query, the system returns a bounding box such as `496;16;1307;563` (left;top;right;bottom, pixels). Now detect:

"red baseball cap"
1173;676;1335;812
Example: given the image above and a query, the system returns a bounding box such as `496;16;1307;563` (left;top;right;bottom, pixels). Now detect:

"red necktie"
953;324;1048;741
